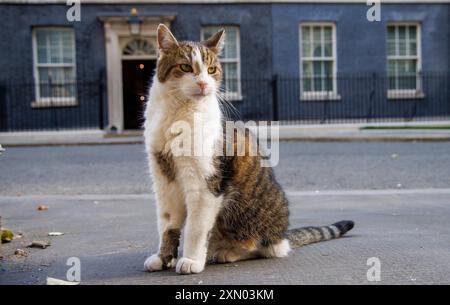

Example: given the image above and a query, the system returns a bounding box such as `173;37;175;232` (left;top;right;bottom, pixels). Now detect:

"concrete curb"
0;130;143;147
279;135;450;142
276;121;450;142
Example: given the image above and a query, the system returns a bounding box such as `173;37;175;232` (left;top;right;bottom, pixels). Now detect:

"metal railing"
0;79;104;132
0;72;448;132
232;72;450;124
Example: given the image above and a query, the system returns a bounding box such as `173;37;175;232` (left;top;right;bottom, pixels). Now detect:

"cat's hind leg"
209;238;260;264
258;239;291;258
210;239;291;264
212;248;259;263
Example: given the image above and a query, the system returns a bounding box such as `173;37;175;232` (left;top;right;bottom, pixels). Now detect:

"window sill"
31;98;78;108
300;93;341;101
388;91;425;100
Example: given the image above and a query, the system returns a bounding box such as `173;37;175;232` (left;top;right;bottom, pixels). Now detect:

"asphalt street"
1;190;450;284
1;142;450;284
1;142;450;196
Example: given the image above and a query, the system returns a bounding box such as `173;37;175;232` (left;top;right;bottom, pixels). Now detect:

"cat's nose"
197;81;207;91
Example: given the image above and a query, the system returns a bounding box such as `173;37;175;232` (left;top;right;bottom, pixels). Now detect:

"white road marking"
2;188;450;201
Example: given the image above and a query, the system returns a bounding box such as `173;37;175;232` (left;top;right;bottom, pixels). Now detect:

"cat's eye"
208;66;217;74
179;64;193;73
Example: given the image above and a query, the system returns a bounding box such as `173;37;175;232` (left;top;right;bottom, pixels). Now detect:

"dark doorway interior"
122;60;155;130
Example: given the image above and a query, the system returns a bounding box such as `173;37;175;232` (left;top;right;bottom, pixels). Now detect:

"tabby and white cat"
143;24;354;274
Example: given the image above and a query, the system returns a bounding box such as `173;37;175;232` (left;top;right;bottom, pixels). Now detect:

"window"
387;23;422;98
300;23;338;100
32;28;77;107
201;26;241;100
122;38;157;58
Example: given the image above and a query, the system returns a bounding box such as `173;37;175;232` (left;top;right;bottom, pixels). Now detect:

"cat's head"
155;24;224;101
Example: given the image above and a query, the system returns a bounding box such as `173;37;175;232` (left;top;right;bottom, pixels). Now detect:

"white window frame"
32;27;77;107
201;26;242;101
299;22;339;101
387;22;423;99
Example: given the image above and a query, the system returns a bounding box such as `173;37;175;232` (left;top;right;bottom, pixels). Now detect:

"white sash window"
201;26;242;101
32;28;77;107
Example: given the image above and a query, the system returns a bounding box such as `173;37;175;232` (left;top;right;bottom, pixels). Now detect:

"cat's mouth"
191;93;209;98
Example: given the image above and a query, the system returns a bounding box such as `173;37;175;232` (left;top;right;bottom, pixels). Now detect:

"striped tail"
287;220;354;248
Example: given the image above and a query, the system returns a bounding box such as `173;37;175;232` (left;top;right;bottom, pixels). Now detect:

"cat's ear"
157;24;179;54
203;29;225;54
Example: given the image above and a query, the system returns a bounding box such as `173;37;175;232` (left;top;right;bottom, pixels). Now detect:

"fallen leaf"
1;229;14;243
37;205;49;211
14;249;28;257
48;232;64;236
46;277;80;285
28;241;51;249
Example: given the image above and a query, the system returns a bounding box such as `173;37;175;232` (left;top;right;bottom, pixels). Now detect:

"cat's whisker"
216;90;240;120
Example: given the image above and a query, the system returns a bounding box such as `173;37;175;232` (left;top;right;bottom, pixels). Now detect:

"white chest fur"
144;79;222;178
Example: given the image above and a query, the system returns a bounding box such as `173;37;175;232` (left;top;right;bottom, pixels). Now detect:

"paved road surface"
1;190;450;284
1;142;450;195
1;142;450;284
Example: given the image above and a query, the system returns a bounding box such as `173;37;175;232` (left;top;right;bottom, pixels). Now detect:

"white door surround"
99;14;175;133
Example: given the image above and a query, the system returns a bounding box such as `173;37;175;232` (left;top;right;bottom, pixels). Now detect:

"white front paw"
176;257;205;274
144;254;163;272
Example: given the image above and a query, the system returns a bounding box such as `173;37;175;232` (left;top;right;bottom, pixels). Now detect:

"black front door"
122;60;155;130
